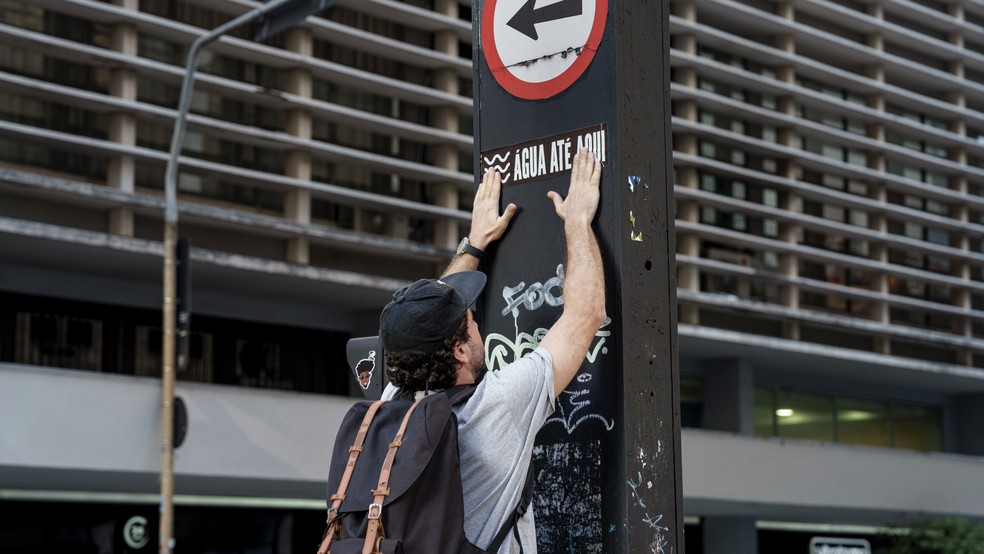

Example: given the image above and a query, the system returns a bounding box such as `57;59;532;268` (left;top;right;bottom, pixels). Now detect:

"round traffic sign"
482;0;608;100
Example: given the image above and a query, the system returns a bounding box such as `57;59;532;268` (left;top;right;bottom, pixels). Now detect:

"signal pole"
159;1;335;551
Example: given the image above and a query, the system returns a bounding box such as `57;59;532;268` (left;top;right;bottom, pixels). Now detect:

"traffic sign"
482;0;608;100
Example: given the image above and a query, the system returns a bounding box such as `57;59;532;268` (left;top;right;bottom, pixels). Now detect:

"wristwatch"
456;236;485;260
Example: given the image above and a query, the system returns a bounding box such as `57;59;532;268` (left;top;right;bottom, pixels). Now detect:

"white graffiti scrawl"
484;264;614;434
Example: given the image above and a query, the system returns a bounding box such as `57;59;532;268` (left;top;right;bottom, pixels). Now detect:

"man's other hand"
469;169;517;250
547;148;602;227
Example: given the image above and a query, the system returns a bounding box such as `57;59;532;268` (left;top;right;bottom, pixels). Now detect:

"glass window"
776;390;834;442
754;388;775;437
837;399;889;447
755;386;944;452
893;405;944;452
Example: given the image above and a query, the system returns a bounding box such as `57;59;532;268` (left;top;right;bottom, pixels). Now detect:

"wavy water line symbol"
484;152;510;164
483;153;513;183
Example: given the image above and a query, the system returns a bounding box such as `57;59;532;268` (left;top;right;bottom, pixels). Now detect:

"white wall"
5;363;984;523
0;363;355;499
682;428;984;523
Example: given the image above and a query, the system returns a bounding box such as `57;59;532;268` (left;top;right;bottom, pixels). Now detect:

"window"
0;292;351;396
893;405;944;451
755;387;944;452
797;76;866;108
837;399;889;447
696;77;779;111
801;137;867;167
754;388;775;436
886;103;948;130
798;105;866;136
776;390;835;441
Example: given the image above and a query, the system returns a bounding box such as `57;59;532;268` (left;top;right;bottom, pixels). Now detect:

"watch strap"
462;242;485;260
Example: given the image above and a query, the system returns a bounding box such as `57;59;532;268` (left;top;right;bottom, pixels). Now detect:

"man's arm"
441;169;517;277
539;149;607;397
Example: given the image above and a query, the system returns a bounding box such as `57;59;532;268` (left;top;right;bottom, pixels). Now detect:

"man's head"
379;271;486;391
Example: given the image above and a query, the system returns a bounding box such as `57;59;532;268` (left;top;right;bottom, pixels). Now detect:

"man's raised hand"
547;148;602;226
469;169;518;250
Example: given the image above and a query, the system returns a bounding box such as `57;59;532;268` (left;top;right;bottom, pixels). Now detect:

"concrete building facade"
1;0;983;552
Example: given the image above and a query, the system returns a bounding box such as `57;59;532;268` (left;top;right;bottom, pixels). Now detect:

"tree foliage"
885;517;984;554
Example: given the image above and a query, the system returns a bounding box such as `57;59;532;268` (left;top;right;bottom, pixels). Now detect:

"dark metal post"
614;0;684;550
472;0;682;551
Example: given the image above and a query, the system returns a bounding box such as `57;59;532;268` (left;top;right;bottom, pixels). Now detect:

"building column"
947;93;971;364
388;98;411;241
864;4;890;355
284;28;313;264
955;393;984;456
432;0;460;257
948;3;965;32
107;0;138;236
867;180;891;356
702;358;755;435
775;2;799;340
945;10;972;365
703;517;758;554
673;0;700;326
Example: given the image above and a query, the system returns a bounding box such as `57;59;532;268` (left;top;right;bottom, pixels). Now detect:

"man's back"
383;346;554;553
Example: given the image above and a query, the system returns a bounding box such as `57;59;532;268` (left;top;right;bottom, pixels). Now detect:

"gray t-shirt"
382;347;555;553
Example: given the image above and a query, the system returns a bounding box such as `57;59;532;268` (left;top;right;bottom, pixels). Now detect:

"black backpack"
316;385;533;554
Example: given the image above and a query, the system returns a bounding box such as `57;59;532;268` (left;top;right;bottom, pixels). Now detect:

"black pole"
472;0;682;551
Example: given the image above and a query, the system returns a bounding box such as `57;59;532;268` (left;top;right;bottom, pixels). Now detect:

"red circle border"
481;0;609;100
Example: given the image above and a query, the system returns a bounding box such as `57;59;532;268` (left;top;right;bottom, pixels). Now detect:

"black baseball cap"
379;271;486;356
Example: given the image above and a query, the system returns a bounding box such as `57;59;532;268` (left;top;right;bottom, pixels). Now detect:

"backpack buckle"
367;503;383;520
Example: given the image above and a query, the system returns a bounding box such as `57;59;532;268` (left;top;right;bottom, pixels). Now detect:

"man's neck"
454;369;476;386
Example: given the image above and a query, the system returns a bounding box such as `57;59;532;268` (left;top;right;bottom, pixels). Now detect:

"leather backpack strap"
317;399;385;554
362;396;425;554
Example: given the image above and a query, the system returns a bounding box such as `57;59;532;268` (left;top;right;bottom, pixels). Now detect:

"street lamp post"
160;1;334;552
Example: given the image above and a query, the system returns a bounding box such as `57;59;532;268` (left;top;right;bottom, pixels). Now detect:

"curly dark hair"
385;313;470;392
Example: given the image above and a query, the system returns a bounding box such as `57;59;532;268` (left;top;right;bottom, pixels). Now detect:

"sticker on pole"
482;0;608;100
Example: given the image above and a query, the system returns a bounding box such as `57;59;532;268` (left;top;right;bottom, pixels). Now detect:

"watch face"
457;237;469;255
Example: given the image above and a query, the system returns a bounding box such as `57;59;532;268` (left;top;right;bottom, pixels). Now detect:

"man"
378;149;606;553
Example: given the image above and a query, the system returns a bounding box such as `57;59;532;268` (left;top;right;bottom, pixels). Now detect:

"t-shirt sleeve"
381;383;399;401
476;346;555;434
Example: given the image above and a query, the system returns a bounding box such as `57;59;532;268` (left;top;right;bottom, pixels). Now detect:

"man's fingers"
488;171;502;202
478;170;491;200
546;191;565;219
496;203;518;229
590;159;602;186
569;148;594;188
570;151;584;183
481;169;502;199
